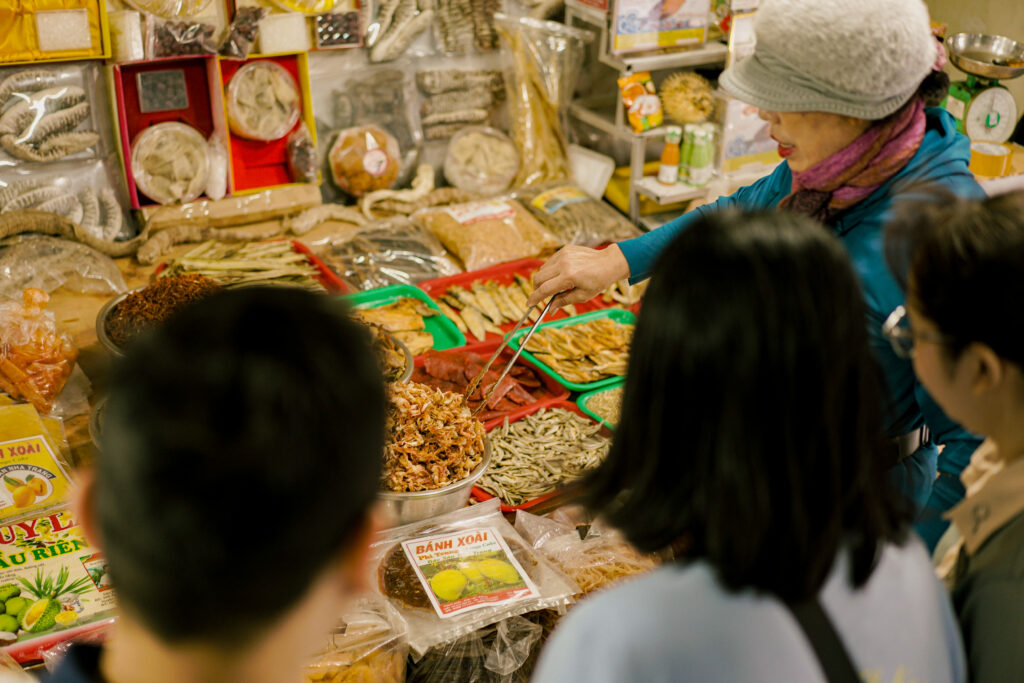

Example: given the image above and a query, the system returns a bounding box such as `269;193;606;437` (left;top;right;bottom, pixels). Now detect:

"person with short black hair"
533;211;965;682
885;191;1024;682
49;287;387;683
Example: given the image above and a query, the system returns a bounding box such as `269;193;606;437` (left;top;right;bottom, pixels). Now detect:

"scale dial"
965;86;1018;142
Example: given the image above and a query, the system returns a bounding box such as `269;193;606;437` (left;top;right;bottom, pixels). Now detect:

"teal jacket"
619;109;985;538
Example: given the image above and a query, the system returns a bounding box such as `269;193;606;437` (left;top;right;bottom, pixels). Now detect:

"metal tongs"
463;298;556;417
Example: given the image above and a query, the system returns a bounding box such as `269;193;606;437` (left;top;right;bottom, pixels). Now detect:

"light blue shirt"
533;539;965;683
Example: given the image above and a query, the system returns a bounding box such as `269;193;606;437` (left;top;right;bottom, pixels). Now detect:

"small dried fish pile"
353;297;438;356
412;349;550;421
525;319;631;384
158;241;326;292
600;280;646;308
585;386;622;426
479;407;609;506
383;381;486;492
433;274;576;343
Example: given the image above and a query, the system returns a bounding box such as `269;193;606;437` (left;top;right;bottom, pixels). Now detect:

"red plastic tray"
418;258;637;349
411;342;569;423
471;399;611;513
154;239;348;293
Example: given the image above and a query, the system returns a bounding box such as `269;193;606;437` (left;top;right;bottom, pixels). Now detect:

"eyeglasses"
882;305;952;359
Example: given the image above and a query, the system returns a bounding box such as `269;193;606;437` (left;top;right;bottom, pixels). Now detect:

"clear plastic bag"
406;616;543;682
514;511;659;598
512;182;641;247
38;614;115;671
303;596;409;683
0;289;77;415
494;14;593;187
329;125;402;198
146;15;220;58
412;199;561;271
288;122;319;185
370;499;576;658
444;127;519;196
0;235;127;300
205;132;228;201
219;6;266;59
313;217;461;291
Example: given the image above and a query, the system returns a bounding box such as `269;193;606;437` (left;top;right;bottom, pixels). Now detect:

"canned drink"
688;124;717;187
679;123;698;184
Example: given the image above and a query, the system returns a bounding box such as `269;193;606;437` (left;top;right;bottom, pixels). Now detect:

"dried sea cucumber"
0;70;58;108
0;86;86;135
79;189;100;231
99;189;123;241
36;194;84;224
20;102;90;145
1;186;64;212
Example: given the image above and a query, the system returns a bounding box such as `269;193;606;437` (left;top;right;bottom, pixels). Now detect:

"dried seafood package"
226;61;301;141
369;499;576;657
494;15;593;187
313;218;462;291
0;290;77;415
0;236;126;301
130;122;209;204
367;0;435;63
513;182;640;247
413;199;560;271
444;127;519;196
303;596;408;683
329;125;402;198
435;0;501;54
416;68;505;141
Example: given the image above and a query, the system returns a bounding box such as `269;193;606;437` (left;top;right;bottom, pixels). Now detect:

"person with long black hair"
533;211;964;682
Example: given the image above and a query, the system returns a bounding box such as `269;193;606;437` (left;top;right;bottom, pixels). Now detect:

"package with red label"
328;125;401;198
412;199;561;271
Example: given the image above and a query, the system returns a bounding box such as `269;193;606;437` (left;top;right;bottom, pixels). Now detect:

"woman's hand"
527;244;631;309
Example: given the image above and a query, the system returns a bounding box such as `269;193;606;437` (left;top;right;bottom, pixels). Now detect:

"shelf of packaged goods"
634;176;706;205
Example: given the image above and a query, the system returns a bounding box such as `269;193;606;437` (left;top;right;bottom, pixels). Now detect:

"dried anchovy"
585;386;622;426
478;407;610;506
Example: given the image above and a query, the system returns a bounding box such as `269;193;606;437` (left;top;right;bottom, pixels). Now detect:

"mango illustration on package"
0;404;73;525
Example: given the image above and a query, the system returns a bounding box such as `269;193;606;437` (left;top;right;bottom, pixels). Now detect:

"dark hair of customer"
886;189;1024;367
586;210;911;604
95;287;387;647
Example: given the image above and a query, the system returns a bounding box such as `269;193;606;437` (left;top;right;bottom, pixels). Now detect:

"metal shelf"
569;99;668;140
601;42;728;73
634;176;705;204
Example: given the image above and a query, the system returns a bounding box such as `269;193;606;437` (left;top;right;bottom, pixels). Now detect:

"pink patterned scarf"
779;97;927;222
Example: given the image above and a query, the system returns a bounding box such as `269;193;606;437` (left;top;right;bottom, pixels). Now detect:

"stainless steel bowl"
395;338;413;383
377;438;491;527
95;290;133;358
88;398;106;449
947;33;1024;80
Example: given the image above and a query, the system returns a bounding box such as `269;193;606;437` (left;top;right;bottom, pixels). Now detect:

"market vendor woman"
529;0;984;548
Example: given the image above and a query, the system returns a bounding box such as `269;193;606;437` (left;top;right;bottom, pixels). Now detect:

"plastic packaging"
205;133;228;201
145;16;220;57
40;619;114;672
316;11;363;49
258;12;313;54
313;217;461;291
109;10;146;62
226;61;301;142
413;199;561;271
0;290;77;416
288;123;319;184
618;71;663;133
367;0;435;63
406;616;544;682
370;498;576;657
220;7;267;60
415;64;505;141
131;122;210;205
0;236;127;301
512;182;641;247
0;64;102;165
444;127;519;196
515;511;659;597
124;0;214;19
435;0;500;54
494;15;593;187
303;596;408;683
329;125;402;197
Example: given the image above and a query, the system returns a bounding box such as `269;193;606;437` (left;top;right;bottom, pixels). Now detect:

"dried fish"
158;240;327;292
436;300;468;334
478;407;610;506
525;318;632;384
601;279;647;307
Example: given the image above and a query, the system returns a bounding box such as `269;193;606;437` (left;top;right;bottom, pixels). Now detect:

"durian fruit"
476;558;520;585
20;598;60;633
0;585;20;603
429;569;468;602
660;71;716;124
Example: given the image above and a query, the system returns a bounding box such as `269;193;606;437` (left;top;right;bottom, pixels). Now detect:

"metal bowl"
947;33;1024;80
377;438;491;527
95;290;133;358
394;338;413;383
88;398;106;449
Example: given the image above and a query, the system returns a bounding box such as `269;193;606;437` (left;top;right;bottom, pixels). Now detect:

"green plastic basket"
510;308;635;392
577;380;625;429
342;283;466;351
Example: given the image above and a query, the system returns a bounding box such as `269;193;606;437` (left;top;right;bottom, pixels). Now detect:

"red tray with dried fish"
471;401;612;513
411;344;568;423
418;258;641;348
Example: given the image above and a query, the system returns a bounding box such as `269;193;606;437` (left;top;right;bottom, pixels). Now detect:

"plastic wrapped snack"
370;499;576;657
315;218;461;291
303;596;408;683
444;127;519;196
0;236;127;301
146;16;219;57
406;616;544;682
227;61;301;141
413;199;560;271
288;123;319;184
513;182;641;246
131;122;210;204
220;6;267;59
0;290;77;415
329;126;402;198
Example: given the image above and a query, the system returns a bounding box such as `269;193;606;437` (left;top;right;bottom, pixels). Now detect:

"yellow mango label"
0;435;71;524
